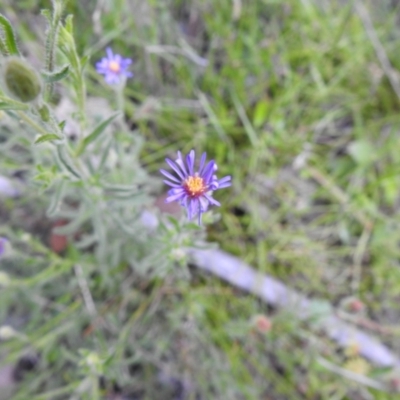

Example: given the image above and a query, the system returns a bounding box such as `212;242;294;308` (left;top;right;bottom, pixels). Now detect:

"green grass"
2;0;400;398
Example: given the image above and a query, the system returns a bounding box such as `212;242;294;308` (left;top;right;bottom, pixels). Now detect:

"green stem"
44;0;64;102
91;374;100;400
77;72;87;128
115;79;126;129
116;80;125;112
17;111;52;136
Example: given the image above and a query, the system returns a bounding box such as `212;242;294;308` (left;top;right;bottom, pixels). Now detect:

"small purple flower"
0;237;8;257
95;47;133;85
160;150;231;224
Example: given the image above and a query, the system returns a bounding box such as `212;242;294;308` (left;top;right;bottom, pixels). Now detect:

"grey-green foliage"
0;0;205;275
0;1;206;398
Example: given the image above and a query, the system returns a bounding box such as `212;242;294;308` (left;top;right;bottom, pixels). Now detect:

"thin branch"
191;248;400;369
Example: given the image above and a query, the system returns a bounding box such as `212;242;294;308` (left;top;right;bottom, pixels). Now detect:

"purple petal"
188;198;199;220
180;196;189;207
105;73;120;84
121;59;132;67
160;169;181;183
166;158;186;180
106;47;114;59
120;59;131;67
165;190;186;203
96;60;108;69
163;180;181;188
186;150;195;176
168;187;184;195
0;237;8;257
175;151;188;176
199;196;210;212
217;176;231;189
209;176;219;190
204;193;220;207
202;160;216;183
199;152;207;174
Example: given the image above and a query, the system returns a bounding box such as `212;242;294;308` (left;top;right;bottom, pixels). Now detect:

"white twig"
191;248;400;369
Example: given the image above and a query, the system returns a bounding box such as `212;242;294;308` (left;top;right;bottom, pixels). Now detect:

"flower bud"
252;314;272;334
3;57;42;103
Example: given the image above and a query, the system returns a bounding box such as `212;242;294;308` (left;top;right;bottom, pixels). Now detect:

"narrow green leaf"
58;120;66;131
76;112;119;156
231;91;258;147
253;100;269;128
56;145;81;179
0;14;20;55
64;14;74;35
0;36;7;56
102;183;138;193
53;216;87;235
46;179;65;217
41;64;70;83
40;9;52;24
98;137;113;171
0;101;28;110
80;54;90;69
109;211;136;236
35;133;62;144
75;233;98;249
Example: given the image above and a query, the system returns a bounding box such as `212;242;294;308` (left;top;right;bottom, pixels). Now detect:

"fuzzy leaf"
41;64;70;83
40;9;52;24
0;101;28;110
58;120;66;131
64;14;74;35
35;134;62;144
76;112;119;156
0;36;7;56
0;14;20;55
56;145;81;179
46;179;65;217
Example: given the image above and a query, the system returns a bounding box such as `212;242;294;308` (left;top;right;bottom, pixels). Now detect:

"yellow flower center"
184;176;206;197
109;61;121;73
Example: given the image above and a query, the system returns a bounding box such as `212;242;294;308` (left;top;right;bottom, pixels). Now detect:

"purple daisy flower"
160;150;231;224
95;47;133;85
0;237;8;258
